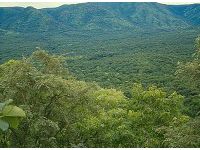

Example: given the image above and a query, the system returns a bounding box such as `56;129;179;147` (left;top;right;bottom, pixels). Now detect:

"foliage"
161;37;200;147
0;26;200;147
0;3;200;147
0;50;192;147
0;99;25;131
0;99;26;147
72;83;188;147
175;37;200;117
0;50;98;147
164;117;200;147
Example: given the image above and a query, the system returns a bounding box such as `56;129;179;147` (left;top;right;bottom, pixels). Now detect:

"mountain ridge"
0;2;200;32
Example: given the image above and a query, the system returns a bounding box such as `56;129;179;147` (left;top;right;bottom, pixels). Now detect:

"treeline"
0;38;200;147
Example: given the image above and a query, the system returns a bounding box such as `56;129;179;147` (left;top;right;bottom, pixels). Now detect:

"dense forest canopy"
0;2;200;148
1;2;200;92
0;39;200;147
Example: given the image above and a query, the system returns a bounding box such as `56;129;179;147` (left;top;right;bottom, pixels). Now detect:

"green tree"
127;83;189;147
74;83;188;147
164;117;200;147
0;49;191;148
0;50;96;147
164;37;200;147
175;37;200;117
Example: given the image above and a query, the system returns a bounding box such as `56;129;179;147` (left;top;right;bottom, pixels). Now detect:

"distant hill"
0;2;200;32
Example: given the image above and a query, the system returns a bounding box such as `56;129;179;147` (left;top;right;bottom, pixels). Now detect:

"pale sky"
0;2;78;8
0;2;199;9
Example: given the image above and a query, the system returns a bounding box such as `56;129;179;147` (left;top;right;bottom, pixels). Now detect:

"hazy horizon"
0;2;199;9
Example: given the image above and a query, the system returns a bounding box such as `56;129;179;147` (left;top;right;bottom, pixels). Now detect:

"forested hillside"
1;2;200;32
0;42;200;147
0;2;200;148
1;2;200;91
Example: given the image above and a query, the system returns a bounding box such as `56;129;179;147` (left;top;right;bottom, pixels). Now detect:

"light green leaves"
2;105;26;117
0;99;26;131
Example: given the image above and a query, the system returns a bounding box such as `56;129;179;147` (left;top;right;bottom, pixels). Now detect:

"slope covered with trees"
0;37;200;147
1;2;200;92
1;2;200;32
1;2;200;148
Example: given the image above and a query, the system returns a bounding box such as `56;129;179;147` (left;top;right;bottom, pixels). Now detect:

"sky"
0;2;199;9
0;2;77;8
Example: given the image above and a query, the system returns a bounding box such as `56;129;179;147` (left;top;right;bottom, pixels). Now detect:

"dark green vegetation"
1;2;200;32
1;2;200;90
0;2;200;147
